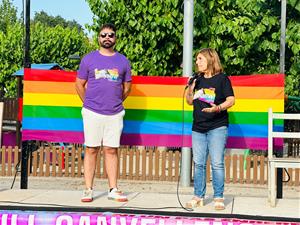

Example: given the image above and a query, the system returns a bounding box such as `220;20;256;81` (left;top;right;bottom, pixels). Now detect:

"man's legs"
103;146;118;189
104;145;127;202
84;146;99;189
81;146;99;202
81;108;103;190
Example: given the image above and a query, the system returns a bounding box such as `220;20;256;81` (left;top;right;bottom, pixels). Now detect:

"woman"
185;48;235;210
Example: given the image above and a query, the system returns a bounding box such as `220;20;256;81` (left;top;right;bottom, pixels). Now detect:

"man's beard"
100;40;115;49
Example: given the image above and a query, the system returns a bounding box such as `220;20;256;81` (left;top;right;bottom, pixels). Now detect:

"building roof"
13;63;64;76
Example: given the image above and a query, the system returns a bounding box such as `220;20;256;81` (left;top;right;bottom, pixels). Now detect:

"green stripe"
229;112;283;125
126;110;283;125
23;106;283;126
23;105;82;118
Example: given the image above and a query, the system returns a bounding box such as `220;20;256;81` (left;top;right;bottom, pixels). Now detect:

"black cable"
283;168;291;183
0;201;183;210
174;87;193;212
10;159;21;189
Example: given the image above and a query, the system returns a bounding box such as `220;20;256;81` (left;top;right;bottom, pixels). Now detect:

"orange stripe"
24;81;284;100
131;84;284;99
234;87;284;99
24;82;185;97
24;81;76;94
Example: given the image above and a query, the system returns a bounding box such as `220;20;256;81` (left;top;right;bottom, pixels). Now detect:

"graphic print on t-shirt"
193;87;216;104
94;68;119;81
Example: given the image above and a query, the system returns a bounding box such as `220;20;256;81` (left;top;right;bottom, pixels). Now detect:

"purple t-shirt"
77;50;132;115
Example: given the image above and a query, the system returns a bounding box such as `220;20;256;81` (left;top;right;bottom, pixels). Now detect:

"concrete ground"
0;177;299;221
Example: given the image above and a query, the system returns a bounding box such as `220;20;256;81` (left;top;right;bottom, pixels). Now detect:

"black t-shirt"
192;73;234;133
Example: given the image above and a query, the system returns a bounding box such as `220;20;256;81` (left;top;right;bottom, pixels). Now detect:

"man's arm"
75;78;87;102
122;81;132;101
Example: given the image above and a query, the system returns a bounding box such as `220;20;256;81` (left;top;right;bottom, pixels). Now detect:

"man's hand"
75;78;87;102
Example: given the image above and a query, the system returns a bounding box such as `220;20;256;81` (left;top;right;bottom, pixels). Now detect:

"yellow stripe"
23;93;82;106
124;96;193;111
228;99;284;112
24;93;283;112
124;97;283;112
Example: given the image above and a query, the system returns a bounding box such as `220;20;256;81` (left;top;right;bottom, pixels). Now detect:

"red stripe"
132;76;188;85
24;69;77;82
229;74;284;87
18;98;23;121
24;69;284;87
133;74;284;86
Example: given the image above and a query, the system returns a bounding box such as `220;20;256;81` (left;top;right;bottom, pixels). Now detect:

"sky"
12;0;94;36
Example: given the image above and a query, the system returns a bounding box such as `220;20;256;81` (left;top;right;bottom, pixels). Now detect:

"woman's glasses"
100;32;115;38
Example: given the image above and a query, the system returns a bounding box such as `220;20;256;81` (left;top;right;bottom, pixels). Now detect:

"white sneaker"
107;188;128;202
81;188;93;202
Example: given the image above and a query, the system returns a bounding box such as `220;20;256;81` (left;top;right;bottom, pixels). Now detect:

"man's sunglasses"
100;32;115;38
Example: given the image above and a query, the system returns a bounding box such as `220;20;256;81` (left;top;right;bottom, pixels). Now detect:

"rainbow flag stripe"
22;69;284;149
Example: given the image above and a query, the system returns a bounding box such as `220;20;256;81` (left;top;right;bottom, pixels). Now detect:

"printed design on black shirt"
94;68;119;81
193;88;216;104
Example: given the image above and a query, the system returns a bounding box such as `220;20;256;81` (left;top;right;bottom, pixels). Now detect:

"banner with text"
0;211;296;225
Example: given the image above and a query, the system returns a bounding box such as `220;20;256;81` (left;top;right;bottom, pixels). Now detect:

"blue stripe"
22;117;83;131
123;121;192;135
229;124;283;138
23;117;283;138
123;121;283;137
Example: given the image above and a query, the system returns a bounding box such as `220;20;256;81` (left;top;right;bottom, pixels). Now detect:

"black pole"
24;0;31;69
20;0;31;189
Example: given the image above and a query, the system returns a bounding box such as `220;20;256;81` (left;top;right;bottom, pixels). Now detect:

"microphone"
185;73;198;89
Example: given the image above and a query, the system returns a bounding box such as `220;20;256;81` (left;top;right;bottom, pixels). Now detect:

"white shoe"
81;188;93;202
107;188;128;202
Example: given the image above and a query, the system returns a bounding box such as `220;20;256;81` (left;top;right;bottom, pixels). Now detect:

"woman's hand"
202;96;235;113
185;79;196;105
186;77;196;94
202;103;219;113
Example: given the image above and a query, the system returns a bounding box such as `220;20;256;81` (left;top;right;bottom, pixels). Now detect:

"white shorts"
81;108;125;148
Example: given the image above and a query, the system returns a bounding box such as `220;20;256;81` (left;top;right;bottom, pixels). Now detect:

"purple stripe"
121;134;283;150
121;134;192;147
22;130;84;143
22;131;283;150
227;137;283;150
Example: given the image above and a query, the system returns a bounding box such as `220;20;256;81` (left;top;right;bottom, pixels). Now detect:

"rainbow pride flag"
22;69;284;150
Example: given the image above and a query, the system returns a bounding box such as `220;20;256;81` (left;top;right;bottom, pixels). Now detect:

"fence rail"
0;146;299;186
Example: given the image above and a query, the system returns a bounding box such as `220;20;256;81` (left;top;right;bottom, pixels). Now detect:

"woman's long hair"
196;48;223;76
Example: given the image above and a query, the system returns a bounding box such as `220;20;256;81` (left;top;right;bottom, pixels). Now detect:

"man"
75;23;131;202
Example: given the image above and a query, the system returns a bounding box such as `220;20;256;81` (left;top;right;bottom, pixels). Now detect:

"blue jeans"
192;126;228;198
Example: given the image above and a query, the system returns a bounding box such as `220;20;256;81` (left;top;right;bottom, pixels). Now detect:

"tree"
0;0;18;33
87;0;300;96
30;23;94;70
192;0;300;96
0;23;23;96
33;11;83;32
288;0;300;12
0;0;94;97
87;0;184;76
0;23;94;97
